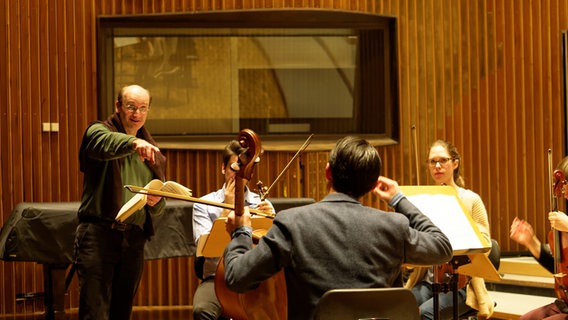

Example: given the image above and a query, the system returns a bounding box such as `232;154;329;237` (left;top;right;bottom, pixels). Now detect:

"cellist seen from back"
510;155;568;320
222;136;453;319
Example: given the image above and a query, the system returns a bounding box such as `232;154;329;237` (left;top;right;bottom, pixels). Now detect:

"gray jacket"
223;192;453;319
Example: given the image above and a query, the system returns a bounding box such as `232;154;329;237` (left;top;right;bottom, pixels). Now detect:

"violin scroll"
554;169;567;199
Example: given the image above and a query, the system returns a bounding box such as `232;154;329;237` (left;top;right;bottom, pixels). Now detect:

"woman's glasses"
428;157;453;167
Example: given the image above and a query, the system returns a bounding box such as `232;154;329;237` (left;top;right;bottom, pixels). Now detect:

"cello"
547;149;568;304
213;129;288;320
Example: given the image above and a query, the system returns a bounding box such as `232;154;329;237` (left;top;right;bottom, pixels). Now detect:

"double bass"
214;129;288;320
548;150;568;304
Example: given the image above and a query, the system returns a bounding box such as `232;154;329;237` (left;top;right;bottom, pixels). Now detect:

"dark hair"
328;136;382;198
222;140;246;167
430;139;465;187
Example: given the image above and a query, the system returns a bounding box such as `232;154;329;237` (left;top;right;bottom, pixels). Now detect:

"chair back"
488;238;501;270
314;288;419;320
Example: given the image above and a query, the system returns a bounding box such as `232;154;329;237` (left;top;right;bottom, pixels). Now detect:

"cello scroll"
231;129;263;217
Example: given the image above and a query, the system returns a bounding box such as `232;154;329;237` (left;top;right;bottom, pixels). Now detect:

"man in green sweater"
75;84;166;320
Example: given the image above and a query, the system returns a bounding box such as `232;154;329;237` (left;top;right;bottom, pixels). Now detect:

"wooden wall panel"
3;0;568;315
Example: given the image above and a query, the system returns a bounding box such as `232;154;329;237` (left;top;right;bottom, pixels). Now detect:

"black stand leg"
432;282;442;320
43;264;69;320
451;256;471;320
451;271;459;320
432;256;471;320
432;263;448;320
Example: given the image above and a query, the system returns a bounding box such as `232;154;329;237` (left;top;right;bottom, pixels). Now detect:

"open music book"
400;186;500;281
400;185;489;255
116;179;192;222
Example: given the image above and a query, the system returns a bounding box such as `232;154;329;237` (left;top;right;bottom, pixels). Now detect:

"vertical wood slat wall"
2;0;568;315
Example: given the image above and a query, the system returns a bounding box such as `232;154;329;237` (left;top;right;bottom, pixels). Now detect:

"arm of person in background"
83;123;138;161
85;123;160;165
510;217;554;273
83;123;164;207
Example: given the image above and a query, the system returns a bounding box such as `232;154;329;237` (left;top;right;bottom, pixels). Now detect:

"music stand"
400;186;501;320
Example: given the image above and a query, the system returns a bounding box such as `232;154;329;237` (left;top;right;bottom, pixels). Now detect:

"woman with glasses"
405;139;494;319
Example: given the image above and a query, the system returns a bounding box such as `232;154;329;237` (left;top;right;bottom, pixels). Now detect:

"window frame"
97;9;399;151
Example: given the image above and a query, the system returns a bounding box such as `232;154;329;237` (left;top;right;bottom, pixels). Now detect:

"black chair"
488;238;501;270
314;288;420;320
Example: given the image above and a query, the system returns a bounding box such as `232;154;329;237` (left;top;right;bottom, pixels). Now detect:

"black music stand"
432;255;471;320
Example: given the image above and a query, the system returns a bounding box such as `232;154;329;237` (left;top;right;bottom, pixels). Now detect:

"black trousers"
192;277;224;320
74;222;146;320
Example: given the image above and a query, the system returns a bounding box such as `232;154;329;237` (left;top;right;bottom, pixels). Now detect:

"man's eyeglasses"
428;157;453;167
124;104;148;114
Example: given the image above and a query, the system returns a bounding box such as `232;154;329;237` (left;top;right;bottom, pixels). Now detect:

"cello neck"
234;176;245;217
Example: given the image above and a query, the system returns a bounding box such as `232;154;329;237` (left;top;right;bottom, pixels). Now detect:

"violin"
214;129;288;320
547;150;568;303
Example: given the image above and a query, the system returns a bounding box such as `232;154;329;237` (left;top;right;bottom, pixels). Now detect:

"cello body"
213;129;288;320
215;257;287;320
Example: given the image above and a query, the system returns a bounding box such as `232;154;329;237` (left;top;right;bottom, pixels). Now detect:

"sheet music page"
406;194;484;252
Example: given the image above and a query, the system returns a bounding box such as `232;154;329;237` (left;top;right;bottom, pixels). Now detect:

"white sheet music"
406;194;485;253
